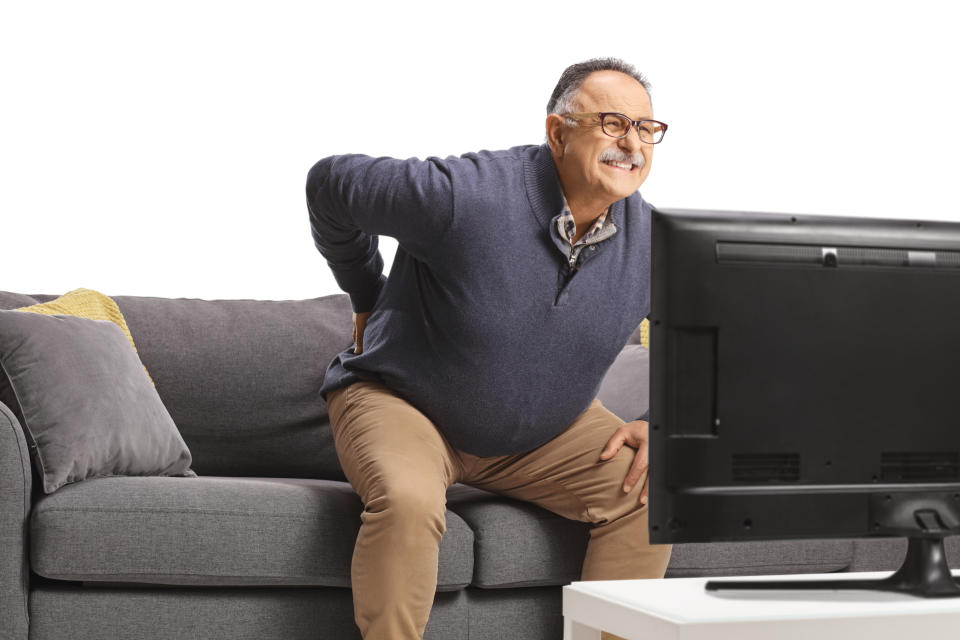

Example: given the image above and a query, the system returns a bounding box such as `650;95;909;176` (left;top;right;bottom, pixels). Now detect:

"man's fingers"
353;330;363;354
352;316;365;354
623;455;649;493
600;431;626;460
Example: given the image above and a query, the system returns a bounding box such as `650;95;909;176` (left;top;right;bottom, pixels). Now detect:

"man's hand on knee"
599;420;650;504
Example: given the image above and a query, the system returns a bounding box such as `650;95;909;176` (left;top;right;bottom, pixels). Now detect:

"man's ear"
545;113;566;157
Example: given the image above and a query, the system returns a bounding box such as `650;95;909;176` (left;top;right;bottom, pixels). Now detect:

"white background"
3;0;958;300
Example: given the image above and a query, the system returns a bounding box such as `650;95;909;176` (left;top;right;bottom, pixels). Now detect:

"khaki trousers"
326;380;672;640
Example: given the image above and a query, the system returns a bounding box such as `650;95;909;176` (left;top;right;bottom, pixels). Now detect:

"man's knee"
361;477;448;538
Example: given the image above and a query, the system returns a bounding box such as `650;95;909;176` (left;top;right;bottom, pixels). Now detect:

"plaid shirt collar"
557;195;614;247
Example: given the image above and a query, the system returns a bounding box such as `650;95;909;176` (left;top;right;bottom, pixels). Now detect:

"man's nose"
619;125;644;153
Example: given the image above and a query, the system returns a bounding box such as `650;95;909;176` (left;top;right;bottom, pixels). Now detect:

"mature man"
306;57;671;640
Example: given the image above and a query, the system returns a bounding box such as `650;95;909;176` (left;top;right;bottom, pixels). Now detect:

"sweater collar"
523;143;625;231
523;144;566;231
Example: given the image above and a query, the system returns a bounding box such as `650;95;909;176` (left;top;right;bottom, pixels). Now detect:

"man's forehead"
576;71;652;118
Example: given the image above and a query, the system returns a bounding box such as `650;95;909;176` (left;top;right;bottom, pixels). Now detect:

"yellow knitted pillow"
16;288;155;386
640;317;649;349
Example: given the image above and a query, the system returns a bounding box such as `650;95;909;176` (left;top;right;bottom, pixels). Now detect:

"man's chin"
605;181;642;200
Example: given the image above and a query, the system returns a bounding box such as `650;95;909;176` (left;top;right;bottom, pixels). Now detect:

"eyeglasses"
562;112;669;144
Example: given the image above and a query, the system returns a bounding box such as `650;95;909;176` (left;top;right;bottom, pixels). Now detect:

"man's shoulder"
429;143;544;172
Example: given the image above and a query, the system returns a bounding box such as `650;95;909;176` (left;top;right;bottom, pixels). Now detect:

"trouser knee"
362;482;448;541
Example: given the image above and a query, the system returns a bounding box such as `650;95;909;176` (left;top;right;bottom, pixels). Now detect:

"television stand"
705;535;960;597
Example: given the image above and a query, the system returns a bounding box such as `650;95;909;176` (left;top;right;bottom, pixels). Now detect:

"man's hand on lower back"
599;419;650;504
352;311;371;354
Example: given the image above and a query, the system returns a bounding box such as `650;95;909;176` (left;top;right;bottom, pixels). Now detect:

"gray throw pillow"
0;310;195;493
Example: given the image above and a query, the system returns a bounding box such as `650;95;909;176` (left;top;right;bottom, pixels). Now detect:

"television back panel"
648;208;960;544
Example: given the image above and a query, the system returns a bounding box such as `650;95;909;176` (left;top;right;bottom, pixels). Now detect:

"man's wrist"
349;275;387;313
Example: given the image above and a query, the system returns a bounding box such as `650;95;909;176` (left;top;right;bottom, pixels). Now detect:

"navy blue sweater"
307;143;651;456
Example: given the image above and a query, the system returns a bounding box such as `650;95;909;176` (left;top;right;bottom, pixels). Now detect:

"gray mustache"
598;149;644;168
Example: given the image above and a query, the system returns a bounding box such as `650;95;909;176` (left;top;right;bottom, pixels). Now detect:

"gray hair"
546;58;651;133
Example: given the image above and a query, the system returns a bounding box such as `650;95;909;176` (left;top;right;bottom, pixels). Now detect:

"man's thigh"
460;398;642;525
326;380;462;503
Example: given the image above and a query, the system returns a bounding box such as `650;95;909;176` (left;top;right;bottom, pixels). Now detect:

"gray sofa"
0;290;943;640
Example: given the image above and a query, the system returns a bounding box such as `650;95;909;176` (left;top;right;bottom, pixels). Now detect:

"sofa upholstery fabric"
0;401;31;638
595;344;649;423
446;484;590;588
30;475;475;590
96;294;353;481
664;539;853;576
29;586;469;640
0;310;194;493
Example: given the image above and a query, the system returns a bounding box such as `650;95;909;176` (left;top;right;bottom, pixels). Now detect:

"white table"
563;571;960;639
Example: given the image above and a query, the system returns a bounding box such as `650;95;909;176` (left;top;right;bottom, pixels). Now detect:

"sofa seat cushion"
30;476;474;590
446;485;591;588
665;539;854;577
446;486;855;586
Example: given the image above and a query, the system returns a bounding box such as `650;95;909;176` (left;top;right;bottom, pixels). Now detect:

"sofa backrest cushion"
595;344;649;423
1;291;353;480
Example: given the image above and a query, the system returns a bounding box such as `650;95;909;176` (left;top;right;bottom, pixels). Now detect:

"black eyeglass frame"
562;112;669;144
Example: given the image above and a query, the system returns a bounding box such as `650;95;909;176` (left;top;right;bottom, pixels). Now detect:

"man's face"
548;70;655;206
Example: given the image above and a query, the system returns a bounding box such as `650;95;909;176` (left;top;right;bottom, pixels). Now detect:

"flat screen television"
647;207;960;597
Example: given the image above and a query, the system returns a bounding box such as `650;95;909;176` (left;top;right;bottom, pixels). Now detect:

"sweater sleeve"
306;154;454;312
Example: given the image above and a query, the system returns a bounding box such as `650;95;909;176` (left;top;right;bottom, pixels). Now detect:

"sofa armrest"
0;400;31;638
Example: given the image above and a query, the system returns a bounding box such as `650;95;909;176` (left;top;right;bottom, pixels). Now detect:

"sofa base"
28;583;563;640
